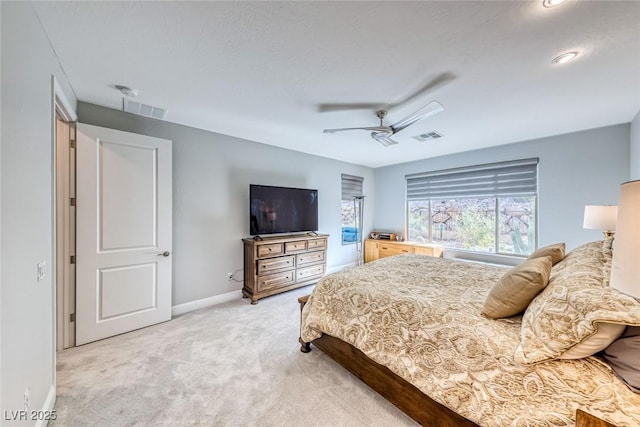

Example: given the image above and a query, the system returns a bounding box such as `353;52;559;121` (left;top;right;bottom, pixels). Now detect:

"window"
341;174;363;245
406;159;538;255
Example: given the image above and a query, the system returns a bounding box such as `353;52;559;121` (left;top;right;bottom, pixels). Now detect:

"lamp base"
603;230;615;239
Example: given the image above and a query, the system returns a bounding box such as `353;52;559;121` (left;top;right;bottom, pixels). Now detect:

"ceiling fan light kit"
115;85;139;98
543;0;566;8
552;51;579;64
323;101;445;147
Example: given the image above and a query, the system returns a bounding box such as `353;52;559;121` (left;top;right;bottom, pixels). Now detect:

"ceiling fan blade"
323;126;391;134
390;101;445;134
320;72;455;113
318;103;385;113
371;132;399;147
388;72;456;110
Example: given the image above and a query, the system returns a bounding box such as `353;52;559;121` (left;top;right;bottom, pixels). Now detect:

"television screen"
250;185;319;235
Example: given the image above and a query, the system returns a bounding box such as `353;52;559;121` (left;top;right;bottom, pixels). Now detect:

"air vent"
413;131;443;142
122;98;168;120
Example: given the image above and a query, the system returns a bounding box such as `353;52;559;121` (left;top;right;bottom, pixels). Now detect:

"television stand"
307;231;318;237
242;233;329;304
253;235;264;241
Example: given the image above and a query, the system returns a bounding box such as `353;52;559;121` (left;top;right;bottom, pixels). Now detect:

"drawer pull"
268;248;273;251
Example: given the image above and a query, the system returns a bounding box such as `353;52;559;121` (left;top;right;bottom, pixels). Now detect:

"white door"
76;123;172;345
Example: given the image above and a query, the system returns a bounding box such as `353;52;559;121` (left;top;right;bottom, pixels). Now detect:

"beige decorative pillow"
515;240;640;365
482;256;552;319
527;242;565;265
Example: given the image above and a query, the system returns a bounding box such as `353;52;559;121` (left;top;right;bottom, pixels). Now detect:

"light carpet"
52;287;417;426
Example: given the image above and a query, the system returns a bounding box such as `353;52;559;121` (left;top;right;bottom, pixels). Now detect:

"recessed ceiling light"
543;0;566;8
552;51;578;65
115;85;139;98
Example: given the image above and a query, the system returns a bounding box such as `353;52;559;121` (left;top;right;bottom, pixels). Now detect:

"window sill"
442;248;524;267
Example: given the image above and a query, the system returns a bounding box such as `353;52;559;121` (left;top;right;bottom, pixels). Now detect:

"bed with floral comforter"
300;246;640;426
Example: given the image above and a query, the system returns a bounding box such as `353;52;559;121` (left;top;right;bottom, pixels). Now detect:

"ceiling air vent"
122;98;168;120
413;131;443;142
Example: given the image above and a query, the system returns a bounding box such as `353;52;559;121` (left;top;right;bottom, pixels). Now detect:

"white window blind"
342;174;364;200
406;158;538;201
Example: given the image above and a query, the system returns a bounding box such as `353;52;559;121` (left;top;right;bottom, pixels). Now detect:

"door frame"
51;76;77;391
54;103;76;351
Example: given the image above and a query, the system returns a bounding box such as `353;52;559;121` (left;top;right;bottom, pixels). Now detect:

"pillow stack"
514;239;640;365
482;243;565;319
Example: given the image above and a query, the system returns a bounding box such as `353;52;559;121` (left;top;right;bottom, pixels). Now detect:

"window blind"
341;174;364;200
406;158;538;201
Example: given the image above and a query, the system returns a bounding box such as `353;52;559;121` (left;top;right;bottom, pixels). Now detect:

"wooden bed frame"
297;295;616;427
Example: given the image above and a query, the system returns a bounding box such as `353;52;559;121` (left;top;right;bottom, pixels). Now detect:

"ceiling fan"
322;101;444;147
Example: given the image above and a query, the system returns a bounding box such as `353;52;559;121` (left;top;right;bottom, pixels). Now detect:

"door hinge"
70;313;75;322
70;139;76;149
70;197;76;207
70;255;76;264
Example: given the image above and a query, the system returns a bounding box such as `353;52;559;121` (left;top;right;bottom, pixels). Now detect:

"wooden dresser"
243;233;329;304
364;239;443;263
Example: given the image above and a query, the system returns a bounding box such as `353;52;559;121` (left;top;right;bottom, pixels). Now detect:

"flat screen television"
250;185;318;235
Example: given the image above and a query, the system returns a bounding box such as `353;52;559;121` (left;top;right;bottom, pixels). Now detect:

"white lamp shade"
610;181;640;299
583;205;618;231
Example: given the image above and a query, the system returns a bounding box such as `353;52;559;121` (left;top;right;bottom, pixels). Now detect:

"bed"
299;240;640;426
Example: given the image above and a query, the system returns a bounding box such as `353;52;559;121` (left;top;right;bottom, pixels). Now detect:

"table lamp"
610;181;640;299
583;205;618;238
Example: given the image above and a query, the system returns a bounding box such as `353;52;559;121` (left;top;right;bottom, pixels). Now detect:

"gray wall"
77;102;374;306
631;110;640;181
374;125;630;252
1;2;77;422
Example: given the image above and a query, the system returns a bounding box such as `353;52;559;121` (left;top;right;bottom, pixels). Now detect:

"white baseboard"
35;385;56;427
326;262;355;274
171;290;242;316
171;264;355;317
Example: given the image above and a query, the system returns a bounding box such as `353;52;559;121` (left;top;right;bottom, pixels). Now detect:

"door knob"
158;251;171;257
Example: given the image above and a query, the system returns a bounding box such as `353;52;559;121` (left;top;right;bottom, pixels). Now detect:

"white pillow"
558;322;626;359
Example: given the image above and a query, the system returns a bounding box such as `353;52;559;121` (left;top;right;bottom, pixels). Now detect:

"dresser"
242;233;329;304
364;239;443;263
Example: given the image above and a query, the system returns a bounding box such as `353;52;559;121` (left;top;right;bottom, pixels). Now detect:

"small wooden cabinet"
364;239;443;263
243;233;328;304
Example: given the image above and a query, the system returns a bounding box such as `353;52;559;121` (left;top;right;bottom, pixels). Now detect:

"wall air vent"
413;131;443;142
122;98;168;120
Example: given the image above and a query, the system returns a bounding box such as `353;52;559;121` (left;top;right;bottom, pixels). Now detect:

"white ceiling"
33;1;640;168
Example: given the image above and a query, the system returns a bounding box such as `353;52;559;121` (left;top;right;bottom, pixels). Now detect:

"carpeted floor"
52;287;417;426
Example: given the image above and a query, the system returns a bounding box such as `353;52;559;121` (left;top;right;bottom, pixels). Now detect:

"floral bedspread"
300;255;640;426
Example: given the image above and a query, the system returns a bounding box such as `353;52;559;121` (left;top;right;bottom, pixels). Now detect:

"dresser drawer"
257;243;284;258
257;270;295;292
307;239;326;249
296;264;325;281
379;243;413;258
285;240;307;253
296;250;325;266
257;255;295;274
413;246;441;257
